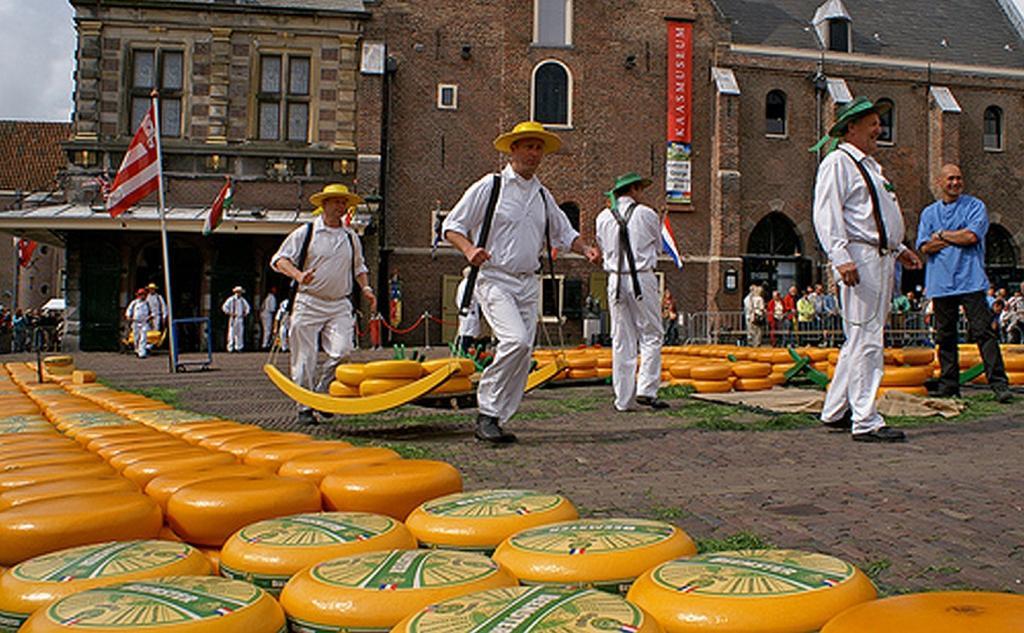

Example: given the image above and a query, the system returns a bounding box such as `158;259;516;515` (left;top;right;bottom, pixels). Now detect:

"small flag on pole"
203;178;233;236
661;214;683;268
106;103;160;217
16;238;37;268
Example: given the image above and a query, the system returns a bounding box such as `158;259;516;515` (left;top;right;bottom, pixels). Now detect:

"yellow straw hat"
309;184;363;210
493;121;562;155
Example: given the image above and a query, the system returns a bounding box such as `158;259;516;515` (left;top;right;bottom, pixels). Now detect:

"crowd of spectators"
0;307;63;353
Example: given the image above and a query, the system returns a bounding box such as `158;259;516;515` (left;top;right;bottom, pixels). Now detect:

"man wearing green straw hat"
811;96;922;443
595;172;669;411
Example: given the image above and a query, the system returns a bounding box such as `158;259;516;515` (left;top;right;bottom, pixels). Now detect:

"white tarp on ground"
40;298;65;311
692;387;964;418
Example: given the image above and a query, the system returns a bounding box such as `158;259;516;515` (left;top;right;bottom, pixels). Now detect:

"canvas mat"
691;387;965;418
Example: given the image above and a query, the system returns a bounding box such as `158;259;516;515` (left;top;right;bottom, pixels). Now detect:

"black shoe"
993;387;1013;404
636;396;670;410
297;410;318;426
852;426;906;443
821;410;853;430
474;414;517;444
315;410;336;421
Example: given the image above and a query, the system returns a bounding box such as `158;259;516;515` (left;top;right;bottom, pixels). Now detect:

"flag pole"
151;91;178;373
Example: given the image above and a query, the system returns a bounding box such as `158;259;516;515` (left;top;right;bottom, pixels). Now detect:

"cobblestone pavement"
14;350;1023;595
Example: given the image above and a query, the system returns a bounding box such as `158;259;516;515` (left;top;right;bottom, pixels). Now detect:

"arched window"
876;98;894;144
765;90;787;136
747;212;803;256
532;60;572;127
986;223;1017;268
984;106;1003;151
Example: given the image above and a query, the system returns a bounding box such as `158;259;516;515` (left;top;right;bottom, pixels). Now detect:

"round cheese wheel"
108;447;213;472
492;518;697;593
279;549;516;632
0;463;117;491
420;358;476;377
220;512;417;595
195;429;266;450
0;441;80;461
144;466;271;511
897;348;935;366
320;460;462;520
2;451;103;472
121;452;239;489
19;576;285;633
566;355;597;370
880;366;929;386
0;540;211;630
690;364;732;381
568;368;599;380
166;476;321;546
392;586;662;633
732;362;772;379
627;549;876;632
1003;354;1024;372
821;591;1024;633
127;409;222;429
335;363;367;386
92;438;186;460
64;425;147;443
668;363;694;380
0;476;138;510
163;421;242;439
359;377;415;396
277;447;401;484
0;492;163;566
242;441;353;470
405;489;578;552
1008;371;1024;385
428;376;474;394
0;423;56;437
329;381;360;397
692;380;732;393
734;378;773;392
362;360;424;380
217;432;312;458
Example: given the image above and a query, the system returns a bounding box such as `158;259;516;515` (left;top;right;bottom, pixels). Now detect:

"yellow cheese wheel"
0;425;58;439
126;409;221;429
64;425;147;443
166;476;321;546
71;370;96;384
732;362;772;378
108;447;213;472
90;437;184;459
220;512;417;596
242;440;353;470
1003;353;1024;372
734;378;773;392
0;492;163;566
692;380;732;393
0;442;81;462
121;452;239;489
216;432;312;458
2;451;104;472
492;518;697;593
19;576;285;633
0;476;138;510
359;377;416;396
162;421;240;439
627;549;876;633
144;466;271;511
277;447;401;484
329;380;361;397
821;591;1024;632
0;540;211;630
0;463;117;491
279;549;516;632
876;386;929;398
392;586;663;633
896;348;935;366
421;357;476;377
363;360;424;380
880;366;929;386
428;376;474;394
335;363;367;386
195;428;267;449
405;489;579;552
690;364;732;381
1008;371;1024;385
320;460;462;520
568;368;599;380
566;355;598;370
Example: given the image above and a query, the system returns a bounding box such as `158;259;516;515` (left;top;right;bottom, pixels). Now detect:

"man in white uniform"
595;173;668;412
454;267;481;353
272;184;376;425
443;121;601;443
221;286;250;352
812;97;922;442
274;298;290;352
125;288;153;359
260;287;278;349
144;282;167;351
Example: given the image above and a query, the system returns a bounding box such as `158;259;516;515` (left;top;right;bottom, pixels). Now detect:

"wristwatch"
362;286;374;294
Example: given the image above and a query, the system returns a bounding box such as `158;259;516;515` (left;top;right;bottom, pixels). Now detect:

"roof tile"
0;121;72;193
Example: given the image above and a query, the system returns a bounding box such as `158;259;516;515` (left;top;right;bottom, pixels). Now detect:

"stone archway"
743;212;811;294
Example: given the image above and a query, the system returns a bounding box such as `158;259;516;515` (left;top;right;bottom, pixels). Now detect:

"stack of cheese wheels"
392;586;663;633
596;350;613;378
821;590;1024;632
668;359;697;387
359;360;424;397
219;511;416;596
690;363;733;393
0;540;211;630
331;363;366;398
492;518;697;593
877;365;930;398
628;549;876;633
320;459;462;520
279;549;516;632
405;489;579;552
1001;350;1024;384
277;446;401;484
731;361;774;391
565;352;599;380
166;476;321;546
421;358;475;395
19;576;286;633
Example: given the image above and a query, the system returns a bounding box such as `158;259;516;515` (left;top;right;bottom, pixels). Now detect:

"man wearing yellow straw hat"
811;96;922;443
443;121;601;443
272;184;377;425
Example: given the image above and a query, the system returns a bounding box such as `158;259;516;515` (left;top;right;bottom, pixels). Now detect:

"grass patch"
658;384;694;400
888;392;1009;428
666;396;819;432
696;531;773;553
124;386;183;408
647;505;691;521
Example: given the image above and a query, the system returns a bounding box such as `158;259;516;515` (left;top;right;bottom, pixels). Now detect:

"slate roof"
715;0;1024;67
72;0;367;14
0;121;71;193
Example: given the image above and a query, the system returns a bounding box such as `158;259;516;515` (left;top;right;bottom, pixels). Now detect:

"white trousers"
278;315;290;351
475;273;538;424
132;322;148;358
821;244;894;434
608;272;663;410
261;313;275;348
290;294;355;412
227;317;245;352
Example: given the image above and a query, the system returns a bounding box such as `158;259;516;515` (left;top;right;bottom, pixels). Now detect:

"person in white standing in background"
744;285;766;348
144;282;167;350
126;288;153;359
222;286;250;352
260;287;278;350
274;297;291;352
595;172;668;412
454;267;482;353
811;96;922;443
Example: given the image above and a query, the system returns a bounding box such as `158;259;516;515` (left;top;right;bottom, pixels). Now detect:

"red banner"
667;21;693;143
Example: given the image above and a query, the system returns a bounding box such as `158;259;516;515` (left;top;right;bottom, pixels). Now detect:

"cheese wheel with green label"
19;576;286;633
279;549;516;632
405;489;578;552
91;438;185;459
121;452;239;488
0;476;138;510
391;585;663;633
0;492;163;566
167;476;321;546
627;549;876;632
128;409;222;429
242;440;353;470
144;466;271;510
0;462;117;491
820;590;1024;633
277;447;400;484
0;540;211;631
320;460;462;520
492;518;697;593
219;512;416;596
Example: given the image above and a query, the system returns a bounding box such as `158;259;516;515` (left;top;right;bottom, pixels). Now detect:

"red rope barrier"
377;314;426;335
426;313;458;327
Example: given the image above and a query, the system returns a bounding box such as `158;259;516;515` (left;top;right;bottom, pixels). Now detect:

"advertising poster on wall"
666;21;693;205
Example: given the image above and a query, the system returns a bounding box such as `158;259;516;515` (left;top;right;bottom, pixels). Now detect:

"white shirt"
813;142;906;268
595;195;660;273
443;164;579;277
222;295;250;318
126;298;151;323
261;293;278;317
743;293;765;322
272;216;369;302
145;293;166;323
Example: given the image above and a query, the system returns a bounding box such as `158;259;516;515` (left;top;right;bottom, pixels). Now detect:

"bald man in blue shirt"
916;164;1012;402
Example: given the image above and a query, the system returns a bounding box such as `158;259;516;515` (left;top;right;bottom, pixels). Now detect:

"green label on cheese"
237;512;397;547
650;550;855;596
13;541;194;583
132;410;219;424
311;550;499;590
508;519;676;554
421;490;564;518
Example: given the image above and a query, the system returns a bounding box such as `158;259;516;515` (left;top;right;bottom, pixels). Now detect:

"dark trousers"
934;291;1008;392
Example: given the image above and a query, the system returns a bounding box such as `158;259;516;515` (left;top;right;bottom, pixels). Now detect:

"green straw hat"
809;96;892;153
606;172;652;210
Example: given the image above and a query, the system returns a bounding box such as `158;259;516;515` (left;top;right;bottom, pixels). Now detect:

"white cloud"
0;0;75;121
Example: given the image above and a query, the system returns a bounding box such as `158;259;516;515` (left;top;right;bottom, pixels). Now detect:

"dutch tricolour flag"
661;215;683;269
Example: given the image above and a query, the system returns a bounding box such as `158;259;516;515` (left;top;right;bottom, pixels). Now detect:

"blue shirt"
916;194;989;298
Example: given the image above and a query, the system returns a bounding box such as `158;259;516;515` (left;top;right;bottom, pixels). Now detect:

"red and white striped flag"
106;101;160;217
